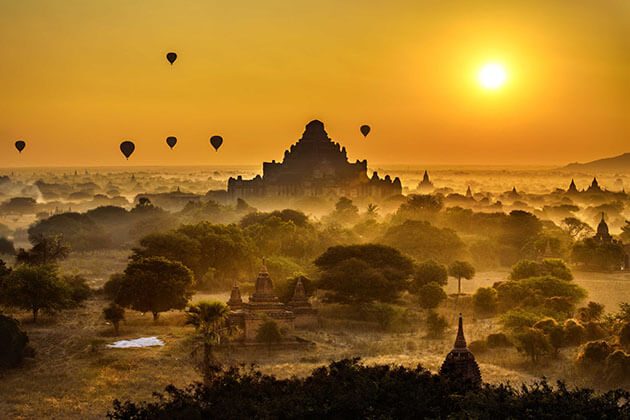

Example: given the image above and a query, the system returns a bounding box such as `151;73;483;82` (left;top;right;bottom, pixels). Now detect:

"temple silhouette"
227;120;402;199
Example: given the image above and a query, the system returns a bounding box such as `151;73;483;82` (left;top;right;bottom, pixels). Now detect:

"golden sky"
1;0;629;167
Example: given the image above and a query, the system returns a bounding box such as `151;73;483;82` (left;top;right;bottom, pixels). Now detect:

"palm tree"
185;301;232;382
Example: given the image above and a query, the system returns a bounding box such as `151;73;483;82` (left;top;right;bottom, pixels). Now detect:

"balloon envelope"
120;141;135;159
210;135;223;151
166;52;177;65
166;136;177;149
15;140;26;153
360;125;371;137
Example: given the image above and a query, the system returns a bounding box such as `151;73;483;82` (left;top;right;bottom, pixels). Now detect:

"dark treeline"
108;359;630;419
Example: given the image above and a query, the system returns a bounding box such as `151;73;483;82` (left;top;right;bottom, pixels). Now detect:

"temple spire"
454;313;467;349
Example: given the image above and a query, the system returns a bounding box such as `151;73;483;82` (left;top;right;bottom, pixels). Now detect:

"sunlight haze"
1;0;628;167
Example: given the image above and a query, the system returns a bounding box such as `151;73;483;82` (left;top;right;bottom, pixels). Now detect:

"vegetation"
448;260;475;295
103;303;125;335
113;257;194;320
417;282;447;310
315;244;414;304
185;301;232;382
108;359;630;419
0;314;33;369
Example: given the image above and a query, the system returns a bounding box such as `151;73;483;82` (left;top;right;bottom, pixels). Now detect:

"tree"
563;217;594;240
381;220;464;263
425;310;448;338
0;314;32;369
417;282;446;310
0;237;15;255
185;301;232;382
394;194;444;222
513;327;551;363
510;259;573;281
315;244;414;304
412;260;448;290
448;261;475;295
28;212;112;251
256;320;283;344
116;257;194;321
472;287;498;316
572;238;627;271
63;274;91;306
103;303;125;335
621;220;630;243
16;233;70;266
1;264;70;322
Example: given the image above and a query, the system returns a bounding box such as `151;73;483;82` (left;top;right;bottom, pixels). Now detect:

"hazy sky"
1;0;628;167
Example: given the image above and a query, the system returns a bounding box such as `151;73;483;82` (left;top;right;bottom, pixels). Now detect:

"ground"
1;255;629;419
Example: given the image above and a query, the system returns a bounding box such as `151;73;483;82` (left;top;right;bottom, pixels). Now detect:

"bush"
468;340;488;354
510;259;573;281
513;328;551;363
472;287;498;316
63;274;92;305
103;303;125;335
583;321;608;341
417;282;446;310
256;320;283;344
0;314;33;369
532;317;558;333
563;319;586;346
412;260;447;289
426;310;448;338
500;309;540;332
108;359;630;419
486;333;512;348
604;350;630;386
577;340;614;367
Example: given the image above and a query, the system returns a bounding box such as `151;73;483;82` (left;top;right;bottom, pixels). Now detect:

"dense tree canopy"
115;257;194;320
108;359;630;419
510;259;573;281
315;244;414;304
381;220;464;263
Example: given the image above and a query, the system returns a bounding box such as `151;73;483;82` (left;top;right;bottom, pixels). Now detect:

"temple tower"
439;314;482;388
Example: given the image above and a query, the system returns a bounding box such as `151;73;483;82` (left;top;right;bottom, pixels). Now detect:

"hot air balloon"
14;140;26;153
210;135;223;151
166;136;177;150
166;52;177;65
360;125;371;138
120;141;135;160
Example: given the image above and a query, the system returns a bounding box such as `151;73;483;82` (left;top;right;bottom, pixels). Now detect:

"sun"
478;63;507;90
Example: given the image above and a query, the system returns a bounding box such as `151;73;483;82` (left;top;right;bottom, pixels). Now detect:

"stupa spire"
454;313;467;349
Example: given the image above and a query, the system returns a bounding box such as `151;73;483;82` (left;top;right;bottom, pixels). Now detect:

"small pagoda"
417;170;434;193
439;314;482;388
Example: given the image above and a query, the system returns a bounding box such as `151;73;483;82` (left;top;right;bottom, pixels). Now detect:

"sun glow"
478;63;507;90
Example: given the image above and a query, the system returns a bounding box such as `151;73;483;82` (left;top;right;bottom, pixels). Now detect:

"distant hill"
564;153;630;172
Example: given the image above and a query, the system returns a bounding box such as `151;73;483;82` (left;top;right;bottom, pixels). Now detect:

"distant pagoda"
439;314;482;388
227;120;401;199
587;177;603;193
567;179;578;194
417;170;434;193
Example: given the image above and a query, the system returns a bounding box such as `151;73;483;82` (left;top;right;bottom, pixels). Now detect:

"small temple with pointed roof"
417;170;434;193
594;213;613;243
227;262;318;341
227;120;401;200
439;314;482;388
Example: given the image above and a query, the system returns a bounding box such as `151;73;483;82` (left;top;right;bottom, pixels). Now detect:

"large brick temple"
227;120;402;199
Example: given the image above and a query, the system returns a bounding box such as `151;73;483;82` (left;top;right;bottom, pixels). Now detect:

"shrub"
426;310;448;338
256;320;283;344
486;333;512;348
563;319;586;346
577;340;614;367
472;287;498;317
513;328;551;363
500;309;540;332
103;303;125;335
604;350;630;386
417;282;447;310
468;340;488;354
583;321;609;341
63;274;92;305
412;260;448;289
0;314;33;369
532;317;559;333
510;259;573;281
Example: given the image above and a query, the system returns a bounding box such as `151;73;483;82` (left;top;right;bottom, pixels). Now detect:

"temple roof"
439;314;482;388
